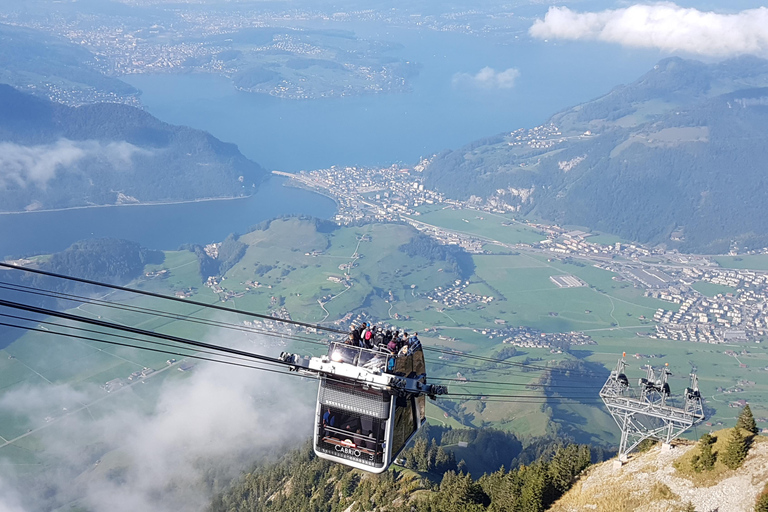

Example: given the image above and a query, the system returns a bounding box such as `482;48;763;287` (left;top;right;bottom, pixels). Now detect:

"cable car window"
415;394;426;425
390;395;417;458
317;406;386;467
327;342;389;372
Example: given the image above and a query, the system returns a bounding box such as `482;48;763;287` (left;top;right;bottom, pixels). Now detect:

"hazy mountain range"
0;85;268;213
424;56;768;253
0;23;138;104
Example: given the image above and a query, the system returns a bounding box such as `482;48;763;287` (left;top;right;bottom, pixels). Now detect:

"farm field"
410;206;546;246
4;215;768;472
692;280;736;297
714;254;768;270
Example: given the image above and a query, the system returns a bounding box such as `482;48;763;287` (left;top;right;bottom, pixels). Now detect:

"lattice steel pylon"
600;353;705;461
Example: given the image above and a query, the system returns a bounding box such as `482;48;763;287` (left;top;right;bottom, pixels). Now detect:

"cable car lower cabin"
314;378;425;473
280;341;444;474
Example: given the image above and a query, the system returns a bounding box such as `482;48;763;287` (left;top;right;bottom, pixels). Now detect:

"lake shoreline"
0;194;254;216
0;177;338;257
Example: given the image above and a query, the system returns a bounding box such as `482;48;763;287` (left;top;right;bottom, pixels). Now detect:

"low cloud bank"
0;139;146;189
453;67;521;90
0;344;314;512
529;3;768;58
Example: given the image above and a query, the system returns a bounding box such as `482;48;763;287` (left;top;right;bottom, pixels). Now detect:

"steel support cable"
5;307;595;397
421;346;596;377
0;286;571;389
0;263;346;334
0;315;604;403
0;298;293;370
4;309;596;397
423;355;589;380
446;397;604;403
430;376;600;390
0;321;299;377
0;264;597;378
0;281;591;383
0;317;395;398
0;320;600;403
470;398;604;403
0;292;594;388
0;317;394;393
443;391;601;399
434;385;600;397
1;277;593;379
0;282;338;349
0;312;275;367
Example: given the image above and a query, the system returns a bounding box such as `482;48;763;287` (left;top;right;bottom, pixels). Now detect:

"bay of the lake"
0;177;336;257
2;27;665;257
125;27;664;172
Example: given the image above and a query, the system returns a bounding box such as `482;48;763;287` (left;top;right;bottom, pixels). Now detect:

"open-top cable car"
280;340;447;473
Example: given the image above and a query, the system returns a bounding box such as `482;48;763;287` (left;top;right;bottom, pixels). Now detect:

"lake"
2;26;665;256
0;177;336;257
125;26;664;172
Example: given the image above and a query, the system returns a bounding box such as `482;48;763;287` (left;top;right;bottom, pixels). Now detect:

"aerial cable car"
280;339;448;473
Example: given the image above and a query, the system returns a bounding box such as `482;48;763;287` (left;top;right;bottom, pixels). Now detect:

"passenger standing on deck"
408;332;422;353
351;324;362;346
387;336;397;353
373;328;384;349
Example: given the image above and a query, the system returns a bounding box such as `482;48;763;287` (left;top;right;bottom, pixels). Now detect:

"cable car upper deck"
280;341;447;399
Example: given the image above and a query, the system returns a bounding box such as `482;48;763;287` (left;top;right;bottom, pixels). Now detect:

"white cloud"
0;139;147;189
453;67;521;90
0;340;314;512
0;477;26;512
529;3;768;58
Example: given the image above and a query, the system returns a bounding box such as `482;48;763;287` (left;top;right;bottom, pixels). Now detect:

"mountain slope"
0;84;268;212
552;433;768;512
0;23;137;104
423;57;768;253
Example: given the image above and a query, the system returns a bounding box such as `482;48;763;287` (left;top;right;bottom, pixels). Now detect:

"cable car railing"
327;341;393;372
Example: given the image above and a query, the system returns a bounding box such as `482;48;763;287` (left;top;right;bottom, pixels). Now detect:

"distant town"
275;149;768;349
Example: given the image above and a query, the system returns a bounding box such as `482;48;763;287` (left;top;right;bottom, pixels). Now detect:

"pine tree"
691;433;716;472
518;463;552;512
549;445;577;494
721;427;749;469
432;471;487;511
428;438;439;470
737;404;759;435
683;501;696;512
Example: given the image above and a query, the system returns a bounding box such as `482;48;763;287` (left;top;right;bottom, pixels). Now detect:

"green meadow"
4;212;768;467
410;206;546;245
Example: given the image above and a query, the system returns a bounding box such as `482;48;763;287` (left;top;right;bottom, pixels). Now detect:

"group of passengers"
322;408;380;452
346;322;421;355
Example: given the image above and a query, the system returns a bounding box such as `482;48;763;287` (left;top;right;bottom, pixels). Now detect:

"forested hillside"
211;429;594;512
0;238;163;344
0;85;268;212
0;23;137;103
423;57;768;253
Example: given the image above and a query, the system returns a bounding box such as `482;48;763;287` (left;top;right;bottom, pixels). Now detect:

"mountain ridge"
552;432;768;512
0;84;269;213
423;56;768;253
0;22;138;105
